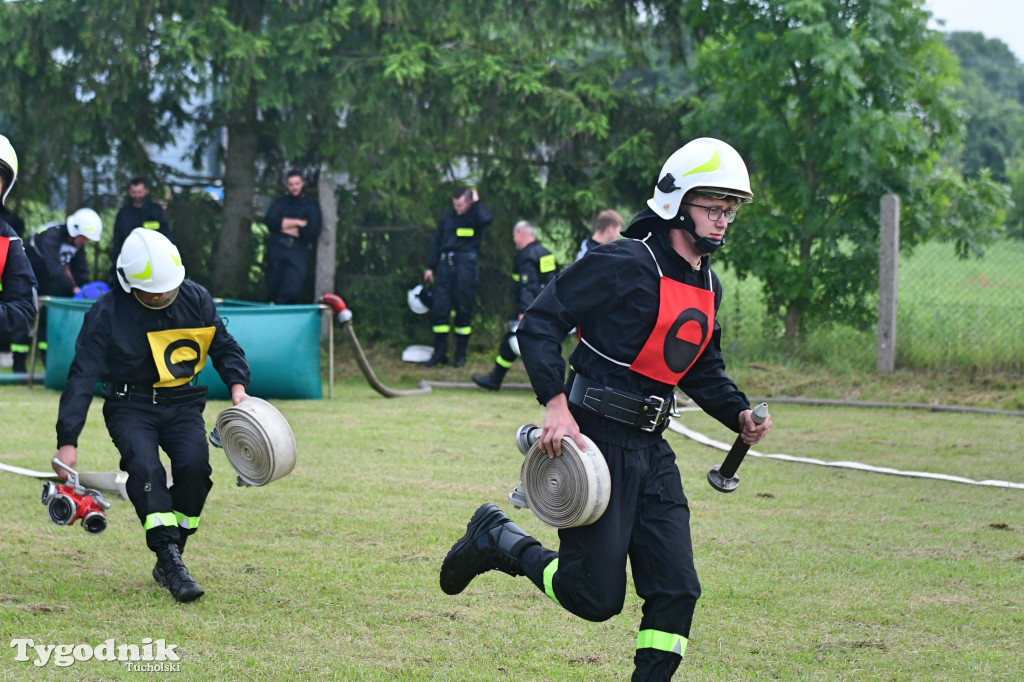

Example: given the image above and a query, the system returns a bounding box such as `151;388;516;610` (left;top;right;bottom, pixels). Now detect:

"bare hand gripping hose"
510;424;611;528
211;398;297;486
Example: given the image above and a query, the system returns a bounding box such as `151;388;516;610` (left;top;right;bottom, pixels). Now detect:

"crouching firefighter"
52;228;250;603
440;137;773;680
472;220;556;391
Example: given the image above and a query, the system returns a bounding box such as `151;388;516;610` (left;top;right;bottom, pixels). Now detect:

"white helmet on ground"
0;134;18;206
646;138;753;220
67;208;103;241
116;227;185;300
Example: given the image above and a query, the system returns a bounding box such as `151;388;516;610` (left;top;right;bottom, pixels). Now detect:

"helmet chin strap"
674;212;725;254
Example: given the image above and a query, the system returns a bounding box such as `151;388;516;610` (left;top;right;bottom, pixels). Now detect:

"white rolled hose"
214;398;296;486
514;425;611;528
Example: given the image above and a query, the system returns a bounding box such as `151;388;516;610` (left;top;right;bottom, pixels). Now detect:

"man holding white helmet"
11;207;100;372
0;134;38;355
441;138;773;680
52;227;251;603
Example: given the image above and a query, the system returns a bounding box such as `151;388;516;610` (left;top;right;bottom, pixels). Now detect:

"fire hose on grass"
321;294;432;398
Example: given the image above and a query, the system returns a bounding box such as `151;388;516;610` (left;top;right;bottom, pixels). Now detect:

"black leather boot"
440;503;539;595
421;334;448;367
452;335;470;368
11;351;27;374
153;544;205;603
472;364;508;391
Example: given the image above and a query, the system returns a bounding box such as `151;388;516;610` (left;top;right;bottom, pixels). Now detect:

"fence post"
316;168;338;340
877;194;899;374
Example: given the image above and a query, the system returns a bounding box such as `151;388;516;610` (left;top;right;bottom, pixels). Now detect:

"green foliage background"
3;0;1024;368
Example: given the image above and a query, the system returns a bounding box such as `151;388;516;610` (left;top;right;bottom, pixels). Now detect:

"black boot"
472;364;508;391
153;544;205;603
11;351;27;374
453;335;470;368
440;503;539;595
421;333;448;367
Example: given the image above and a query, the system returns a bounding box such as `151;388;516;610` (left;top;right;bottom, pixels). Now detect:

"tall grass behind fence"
897;239;1024;371
712;238;1024;373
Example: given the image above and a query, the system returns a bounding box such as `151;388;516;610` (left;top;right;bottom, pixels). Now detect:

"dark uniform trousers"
103;399;213;552
517;408;699;682
430;252;478;336
266;236;310;304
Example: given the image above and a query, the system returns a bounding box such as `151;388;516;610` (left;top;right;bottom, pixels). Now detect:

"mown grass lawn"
2;376;1022;680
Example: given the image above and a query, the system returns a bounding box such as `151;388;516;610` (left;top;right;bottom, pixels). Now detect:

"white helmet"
508;319;521;357
646;138;753;220
407;284;430;314
0;134;17;205
116;227;185;295
67;208;103;241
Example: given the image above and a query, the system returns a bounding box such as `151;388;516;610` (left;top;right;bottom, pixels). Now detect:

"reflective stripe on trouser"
103;399;213;551
429;258;478;329
637;629;687;656
518;409;700;677
432;324;452;334
145;511;200;530
453;326;471;336
496;332;517;367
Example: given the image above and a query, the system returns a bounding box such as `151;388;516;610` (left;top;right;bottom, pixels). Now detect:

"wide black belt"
103;382;208;407
440;251;477;266
568;373;677;433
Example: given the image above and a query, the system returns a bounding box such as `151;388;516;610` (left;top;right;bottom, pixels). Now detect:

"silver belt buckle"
641;394;678;432
642;395;666;432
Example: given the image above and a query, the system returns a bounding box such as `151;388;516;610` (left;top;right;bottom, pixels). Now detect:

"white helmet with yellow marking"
647;137;753;220
0;134;17;205
116;228;185;308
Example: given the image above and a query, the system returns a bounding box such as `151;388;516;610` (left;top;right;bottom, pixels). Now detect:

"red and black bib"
580;238;715;385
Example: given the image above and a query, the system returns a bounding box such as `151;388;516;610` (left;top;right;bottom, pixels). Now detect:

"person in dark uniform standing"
264;170;322;304
52;228;250;603
472;220;556;391
0;134;38;353
11;208;102;372
422;187;493;367
440;138;773;681
576;209;623;261
111;177;172;269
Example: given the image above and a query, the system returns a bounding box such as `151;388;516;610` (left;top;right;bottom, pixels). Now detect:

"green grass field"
2;370;1022;680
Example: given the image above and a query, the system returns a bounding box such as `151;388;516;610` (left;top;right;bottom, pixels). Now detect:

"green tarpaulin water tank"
43;297;323;400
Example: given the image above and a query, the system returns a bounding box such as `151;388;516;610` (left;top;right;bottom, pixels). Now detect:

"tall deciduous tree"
679;0;1009;343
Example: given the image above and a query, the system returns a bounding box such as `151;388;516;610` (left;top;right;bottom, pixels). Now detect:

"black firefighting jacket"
517;209;750;433
513;240;557;317
426;201;493;269
27;223;90;296
56;280;251;448
0;218;37;336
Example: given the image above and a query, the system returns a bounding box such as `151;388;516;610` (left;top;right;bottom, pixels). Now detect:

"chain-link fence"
896;238;1024;371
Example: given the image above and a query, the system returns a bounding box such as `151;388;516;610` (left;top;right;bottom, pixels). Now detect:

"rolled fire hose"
510;424;611;528
211;397;297;486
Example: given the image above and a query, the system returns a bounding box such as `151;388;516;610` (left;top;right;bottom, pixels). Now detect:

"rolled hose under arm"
340;320;431;398
514;425;611;528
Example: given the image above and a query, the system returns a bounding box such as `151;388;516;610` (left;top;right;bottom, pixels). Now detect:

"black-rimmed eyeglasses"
682;202;738;224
